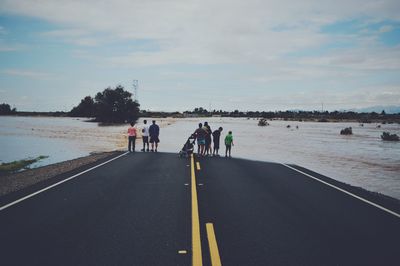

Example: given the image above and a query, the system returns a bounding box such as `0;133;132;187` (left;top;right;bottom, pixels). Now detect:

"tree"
0;103;16;115
69;96;95;117
94;85;140;123
69;85;140;123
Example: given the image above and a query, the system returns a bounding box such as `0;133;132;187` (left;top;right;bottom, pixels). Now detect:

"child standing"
128;122;137;152
224;131;234;158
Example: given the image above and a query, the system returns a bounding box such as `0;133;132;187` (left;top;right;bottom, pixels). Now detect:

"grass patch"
0;156;49;174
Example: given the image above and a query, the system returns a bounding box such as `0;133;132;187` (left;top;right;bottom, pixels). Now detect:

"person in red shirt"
127;122;137;152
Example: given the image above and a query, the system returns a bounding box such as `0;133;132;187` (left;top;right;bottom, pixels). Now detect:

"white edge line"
282;163;400;219
0;152;129;211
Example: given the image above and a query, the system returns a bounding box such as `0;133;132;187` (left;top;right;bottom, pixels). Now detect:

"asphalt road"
1;152;399;266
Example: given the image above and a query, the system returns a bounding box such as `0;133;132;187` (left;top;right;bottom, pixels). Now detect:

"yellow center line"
206;223;222;266
196;162;201;170
191;154;203;266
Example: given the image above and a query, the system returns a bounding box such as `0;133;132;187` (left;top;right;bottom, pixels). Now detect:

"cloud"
1;69;55;80
0;44;19;51
204;85;400;111
1;0;399;65
40;28;99;46
1;0;400;111
371;87;400;103
379;25;394;33
0;39;27;52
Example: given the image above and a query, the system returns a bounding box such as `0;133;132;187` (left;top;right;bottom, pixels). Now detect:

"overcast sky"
0;0;399;112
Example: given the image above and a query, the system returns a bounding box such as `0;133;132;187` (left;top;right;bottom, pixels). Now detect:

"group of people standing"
128;119;234;157
127;120;160;152
193;122;234;157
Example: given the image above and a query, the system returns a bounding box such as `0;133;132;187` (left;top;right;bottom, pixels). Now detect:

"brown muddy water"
1;116;399;199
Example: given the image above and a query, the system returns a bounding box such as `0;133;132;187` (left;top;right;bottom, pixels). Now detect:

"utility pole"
132;80;138;102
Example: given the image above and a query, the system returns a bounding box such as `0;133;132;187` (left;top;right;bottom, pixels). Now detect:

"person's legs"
227;145;231;157
150;137;154;151
128;136;134;152
132;136;136;152
213;141;218;156
198;139;204;155
143;136;149;151
225;145;229;157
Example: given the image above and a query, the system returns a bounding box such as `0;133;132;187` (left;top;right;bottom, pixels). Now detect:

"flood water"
1;116;399;199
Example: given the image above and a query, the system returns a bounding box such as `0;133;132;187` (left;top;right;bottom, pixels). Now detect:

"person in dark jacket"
212;127;223;156
149;120;160;152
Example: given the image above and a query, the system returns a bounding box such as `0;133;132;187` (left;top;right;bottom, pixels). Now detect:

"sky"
0;0;399;112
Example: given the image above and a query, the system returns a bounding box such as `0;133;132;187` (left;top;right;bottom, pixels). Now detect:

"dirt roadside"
0;151;121;197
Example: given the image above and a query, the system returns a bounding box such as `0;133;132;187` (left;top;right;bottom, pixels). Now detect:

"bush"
381;132;399;141
340;127;353;135
258;118;269;126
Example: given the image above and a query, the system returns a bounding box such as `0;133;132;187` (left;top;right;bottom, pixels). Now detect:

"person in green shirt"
224;131;234;158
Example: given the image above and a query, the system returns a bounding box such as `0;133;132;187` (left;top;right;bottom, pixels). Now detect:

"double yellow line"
191;154;203;265
191;154;222;266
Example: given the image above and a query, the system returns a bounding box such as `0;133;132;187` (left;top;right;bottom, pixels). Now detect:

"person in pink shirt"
127;122;137;152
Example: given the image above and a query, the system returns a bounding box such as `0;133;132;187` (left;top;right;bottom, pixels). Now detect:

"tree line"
2;94;400;123
183;108;400;123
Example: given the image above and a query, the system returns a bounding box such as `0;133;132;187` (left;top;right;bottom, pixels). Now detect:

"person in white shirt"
141;119;150;152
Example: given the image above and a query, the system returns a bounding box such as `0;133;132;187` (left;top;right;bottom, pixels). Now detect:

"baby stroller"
179;134;196;158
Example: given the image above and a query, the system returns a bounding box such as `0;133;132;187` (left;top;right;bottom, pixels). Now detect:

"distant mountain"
349;105;400;114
